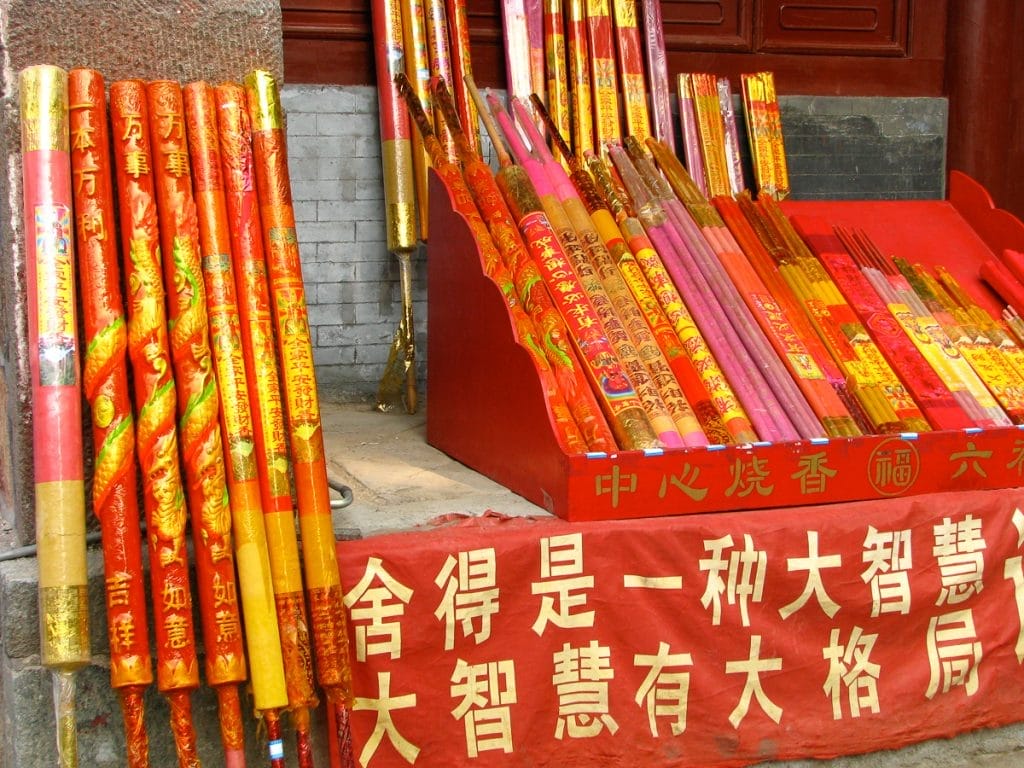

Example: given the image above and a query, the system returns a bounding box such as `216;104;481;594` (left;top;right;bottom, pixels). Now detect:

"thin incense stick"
430;76;613;452
215;82;321;768
147;79;248;767
638;0;674;151
373;0;421;413
480;93;659;450
525;96;708;446
20;64;89;768
245;70;357;768
69;68;152;768
110;78;201;768
589;152;754;443
184;81;291;768
403;77;588;453
608;143;781;440
623;137;812;439
496;95;685;447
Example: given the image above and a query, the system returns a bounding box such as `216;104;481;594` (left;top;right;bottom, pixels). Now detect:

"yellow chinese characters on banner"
339;489;1024;767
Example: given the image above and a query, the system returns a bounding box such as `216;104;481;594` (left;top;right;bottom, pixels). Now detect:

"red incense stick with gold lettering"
565;0;594;157
146;79;248;768
402;75;589;453
110;77;201;768
245;69;357;768
402;0;433;240
20;63;90;768
215;81;321;768
444;0;480;153
424;0;457;161
543;0;572;151
184;81;292;767
612;0;651;143
374;0;421;413
586;0;622;147
69;68;153;768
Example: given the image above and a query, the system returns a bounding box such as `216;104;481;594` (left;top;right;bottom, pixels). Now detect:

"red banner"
338;488;1024;766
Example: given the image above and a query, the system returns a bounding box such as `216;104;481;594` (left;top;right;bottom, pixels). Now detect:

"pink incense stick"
624;139;817;438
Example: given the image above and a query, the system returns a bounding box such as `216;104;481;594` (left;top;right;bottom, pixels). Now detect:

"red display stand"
426;170;1024;521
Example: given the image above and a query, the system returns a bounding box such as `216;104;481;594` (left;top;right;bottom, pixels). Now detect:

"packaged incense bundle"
542;0;572;151
437;77;616;452
717;78;745;195
69;68;152;768
501;0;536;113
586;0;622;146
401;0;433;239
493;96;683;448
526;0;547;101
110;78;201;767
612;0;651;143
646;139;859;437
565;0;595;157
638;0;674;150
688;73;732;198
676;74;707;197
373;0;421;413
741;72;790;200
783;213;964;432
184;82;292;766
215;82;321;767
245;69;357;766
146;79;248;767
20;64;90;768
589;153;754;443
522;97;708;446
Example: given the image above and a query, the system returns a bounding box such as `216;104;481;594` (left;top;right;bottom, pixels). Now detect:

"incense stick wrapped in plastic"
612;0;651;143
493;95;684;447
522;97;708;446
676;74;707;197
526;0;547;102
645;138;859;437
20;63;89;768
741;72;790;200
687;73;732;198
638;0;674;150
147;79;248;768
717;78;745;195
460;78;617;452
215;82;321;768
185;81;292;767
565;0;594;157
69;68;152;768
501;0;535;108
373;0;421;413
110;78;201;768
543;0;573;149
588;152;754;443
402;0;433;240
400;75;588;453
586;0;622;147
245;69;357;767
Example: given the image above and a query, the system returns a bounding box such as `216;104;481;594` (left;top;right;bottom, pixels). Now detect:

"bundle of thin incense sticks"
742;71;790;200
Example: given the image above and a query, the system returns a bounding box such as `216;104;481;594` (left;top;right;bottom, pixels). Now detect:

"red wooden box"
426;170;1024;521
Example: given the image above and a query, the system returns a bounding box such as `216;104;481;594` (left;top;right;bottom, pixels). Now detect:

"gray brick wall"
283;87;947;403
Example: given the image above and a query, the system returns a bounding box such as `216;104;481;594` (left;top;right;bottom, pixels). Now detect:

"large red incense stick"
21;63;90;768
402;75;589;454
543;0;572;149
69;68;153;768
444;0;480;153
462;78;617;452
184;81;292;767
424;0;457;161
612;0;651;143
565;0;594;157
215;81;321;768
402;0;433;240
146;79;248;768
373;0;421;413
245;69;357;768
586;0;622;147
110;78;201;768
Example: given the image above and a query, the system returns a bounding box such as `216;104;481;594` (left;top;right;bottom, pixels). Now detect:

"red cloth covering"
338;489;1024;767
